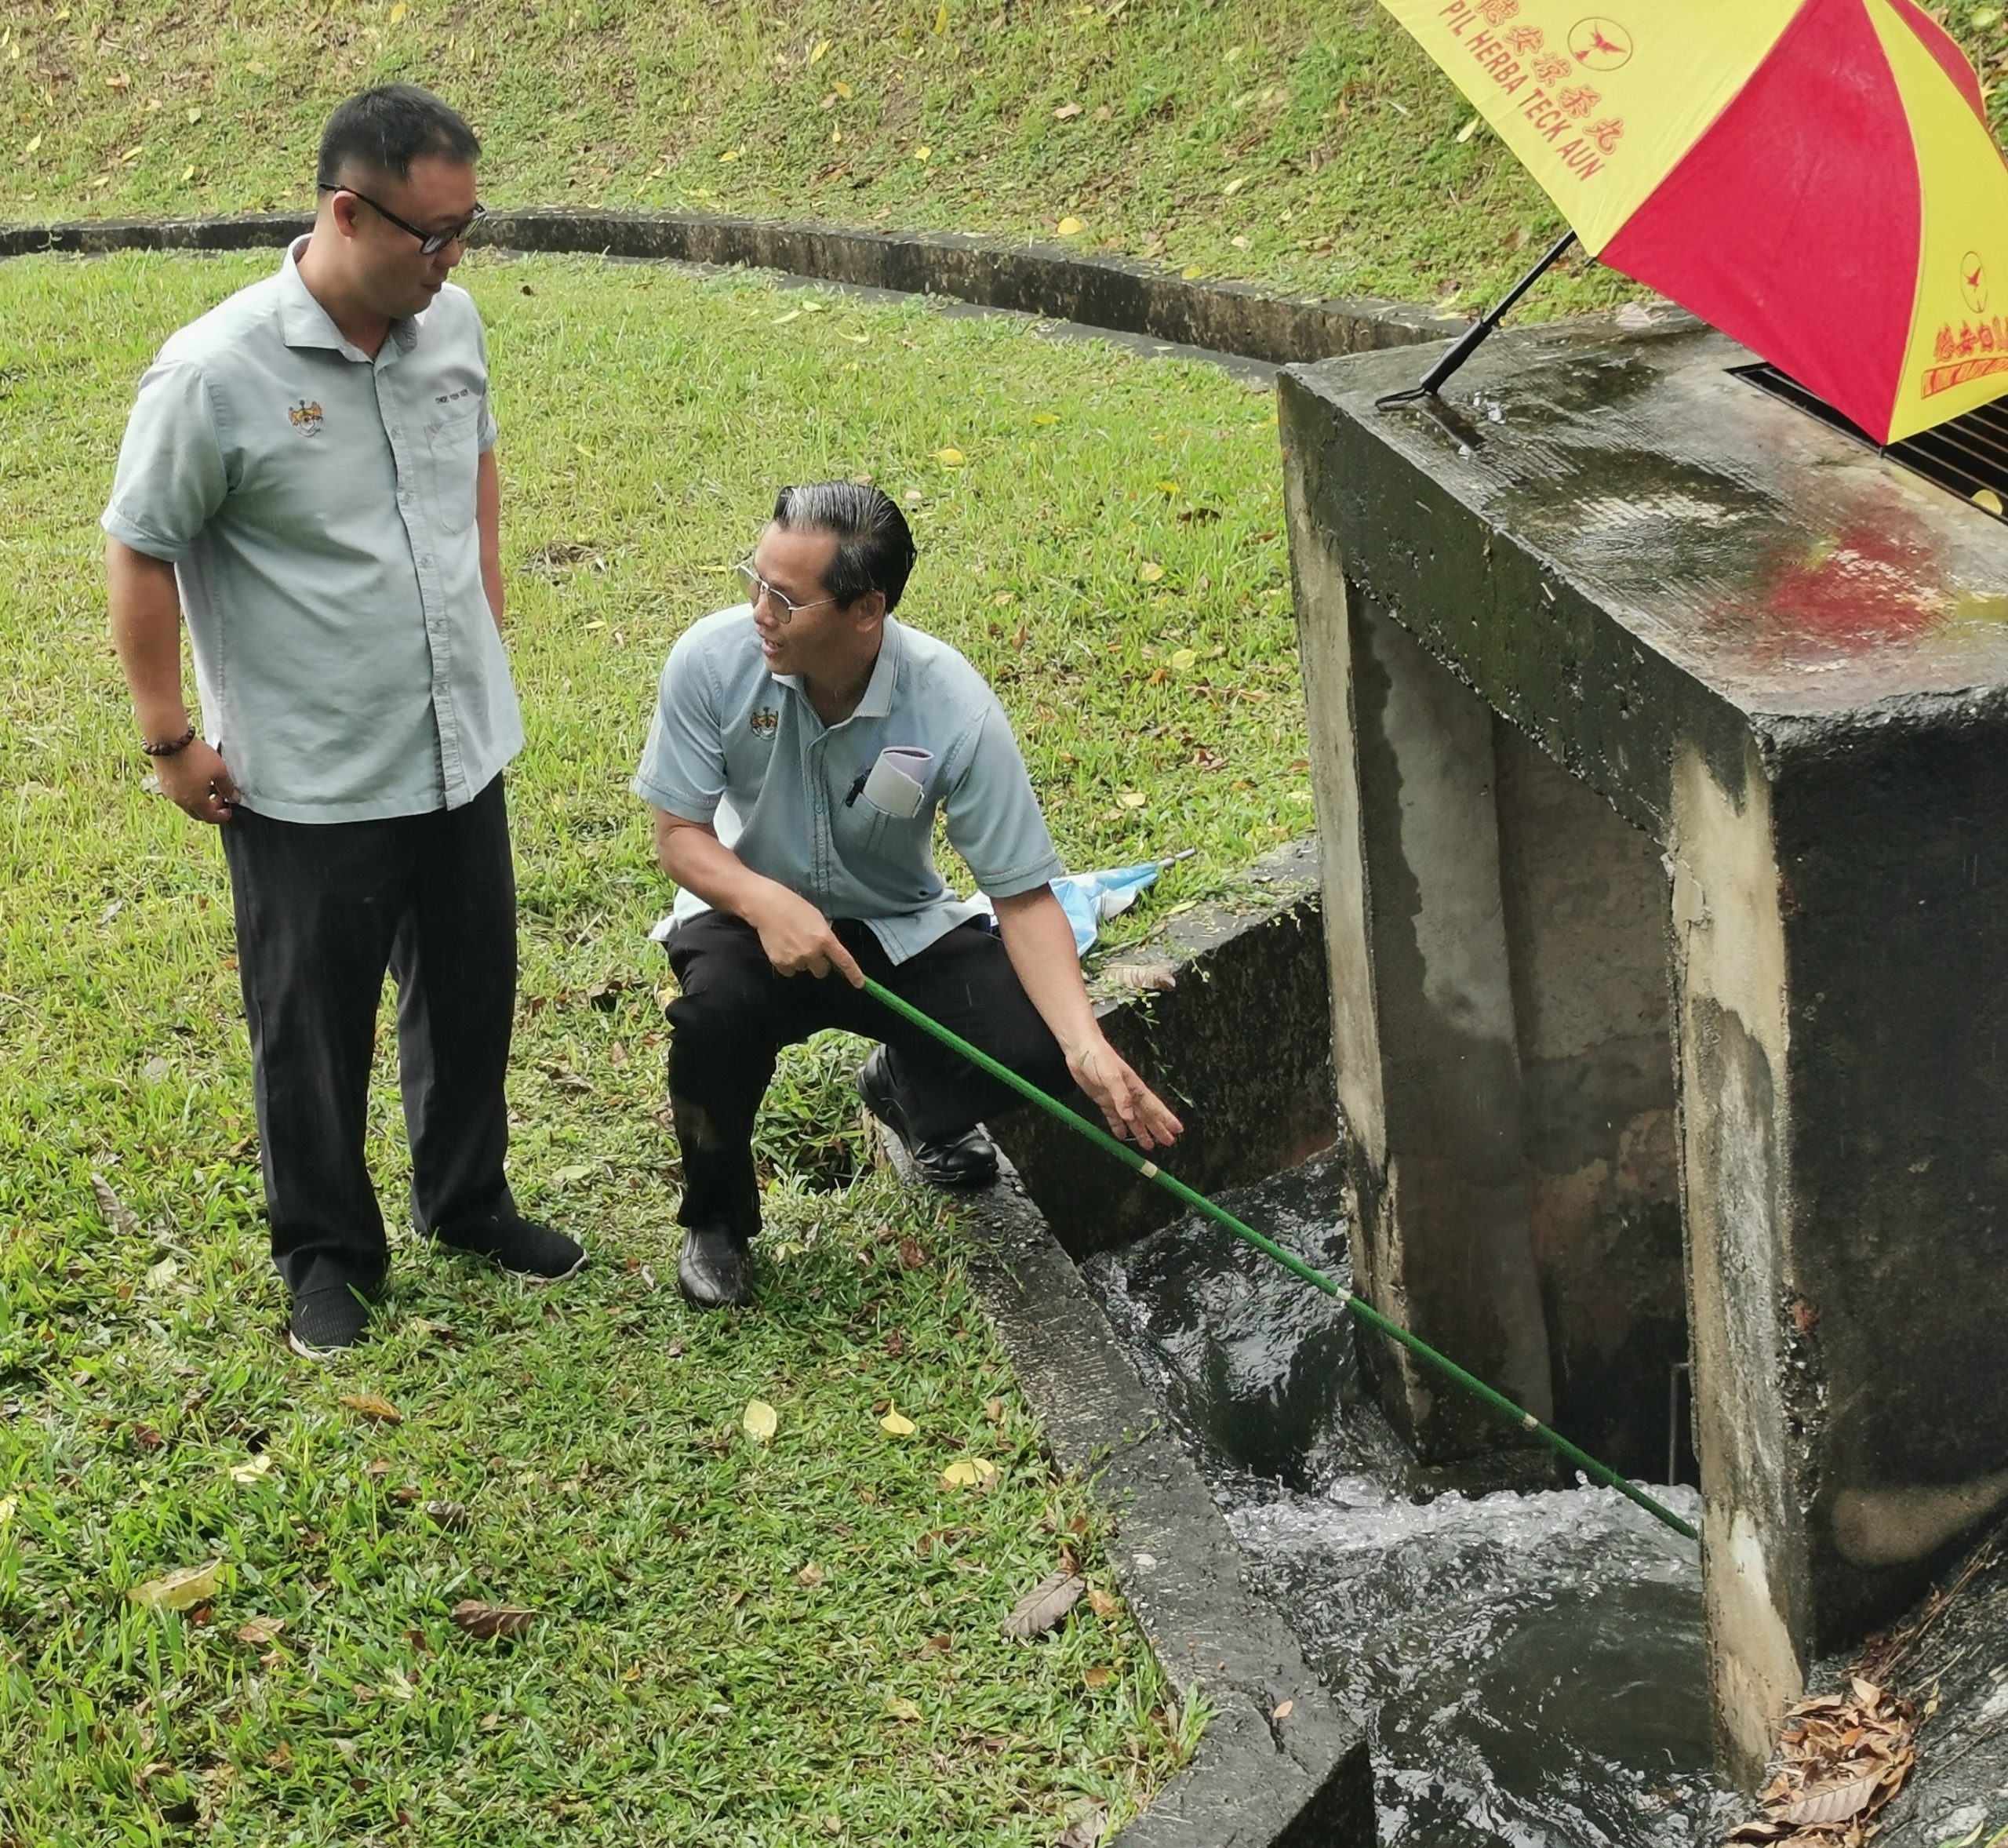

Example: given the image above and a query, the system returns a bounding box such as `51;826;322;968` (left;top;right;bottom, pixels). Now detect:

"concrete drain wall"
1282;311;2008;1786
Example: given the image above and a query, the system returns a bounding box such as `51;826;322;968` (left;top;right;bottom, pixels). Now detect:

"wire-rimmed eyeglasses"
737;559;837;623
316;181;486;256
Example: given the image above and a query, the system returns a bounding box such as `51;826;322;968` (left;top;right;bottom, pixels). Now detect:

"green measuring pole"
862;974;1698;1545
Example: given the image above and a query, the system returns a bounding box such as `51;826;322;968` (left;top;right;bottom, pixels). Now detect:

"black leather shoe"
434;1211;586;1282
678;1224;755;1309
856;1046;999;1188
287;1284;370;1359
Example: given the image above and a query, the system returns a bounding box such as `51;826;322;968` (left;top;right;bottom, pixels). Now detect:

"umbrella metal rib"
861;974;1701;1544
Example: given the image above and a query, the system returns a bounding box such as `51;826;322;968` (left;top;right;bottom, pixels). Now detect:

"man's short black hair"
318;85;480;188
772;482;918;613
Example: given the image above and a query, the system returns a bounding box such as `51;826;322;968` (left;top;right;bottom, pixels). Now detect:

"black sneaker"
856;1046;999;1188
434;1211;586;1282
287;1284;371;1359
677;1224;755;1309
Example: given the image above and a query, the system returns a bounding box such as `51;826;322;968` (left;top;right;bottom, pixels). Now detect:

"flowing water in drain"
1080;1148;1739;1845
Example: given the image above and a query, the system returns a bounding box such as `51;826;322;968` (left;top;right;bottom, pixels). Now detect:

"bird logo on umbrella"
1569;17;1633;70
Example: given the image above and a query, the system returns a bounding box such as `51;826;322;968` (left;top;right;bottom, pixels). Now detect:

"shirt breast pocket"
424;403;482;535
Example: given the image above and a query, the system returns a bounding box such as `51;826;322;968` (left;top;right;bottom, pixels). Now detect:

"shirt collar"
769;614;904;723
276;236;420;359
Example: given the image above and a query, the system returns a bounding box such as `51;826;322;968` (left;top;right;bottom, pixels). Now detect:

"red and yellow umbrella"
1380;0;2008;442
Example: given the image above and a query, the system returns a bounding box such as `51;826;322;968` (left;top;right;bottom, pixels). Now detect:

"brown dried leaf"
1084;1666;1114;1689
1056;1810;1106;1848
897;1235;926;1270
1782;1772;1882;1828
90;1172;140;1239
424;1500;471;1529
1106;962;1177;993
1087;1587;1119;1620
450;1599;535;1640
235;1615;285;1646
1272;1698;1295;1720
798;1562;825;1586
339;1393;403;1424
1003;1570;1085;1640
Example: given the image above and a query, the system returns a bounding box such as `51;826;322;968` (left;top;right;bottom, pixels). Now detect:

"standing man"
104;85;582;1359
634;482;1182;1310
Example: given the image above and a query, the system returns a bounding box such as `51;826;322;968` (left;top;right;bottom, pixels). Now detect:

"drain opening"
1733;361;2008;522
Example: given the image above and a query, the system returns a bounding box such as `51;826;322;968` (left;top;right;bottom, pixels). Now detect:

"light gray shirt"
101;238;522;823
632;606;1066;965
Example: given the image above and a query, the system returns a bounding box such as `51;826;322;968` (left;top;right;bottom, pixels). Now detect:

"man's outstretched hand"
1065;1033;1184;1151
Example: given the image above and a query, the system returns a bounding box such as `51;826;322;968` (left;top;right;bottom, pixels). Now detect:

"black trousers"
220;775;518;1300
664;911;1072;1239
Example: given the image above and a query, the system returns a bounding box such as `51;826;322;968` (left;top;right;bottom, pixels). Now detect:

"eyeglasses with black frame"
316;181;486;256
737;559;838;623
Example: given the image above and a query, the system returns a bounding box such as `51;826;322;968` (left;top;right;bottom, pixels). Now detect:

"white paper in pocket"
860;746;933;819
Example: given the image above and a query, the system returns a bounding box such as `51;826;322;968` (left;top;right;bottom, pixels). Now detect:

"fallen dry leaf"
798;1562;825;1586
897;1235;926;1270
1003;1570;1085;1640
235;1616;284;1646
879;1410;917;1436
931;447;966;466
90;1172;140;1239
885;1695;922;1722
1084;1666;1113;1689
450;1599;535;1640
1781;1771;1880;1826
742;1399;779;1443
1106;962;1177;993
1087;1587;1119;1620
423;1500;471;1529
1053;102;1083;119
1272;1698;1295;1720
1137;560;1166;583
339;1393;403;1424
1056;1809;1106;1847
129;1560;222;1612
940;1457;1000;1491
1055;216;1085;236
227;1454;275;1485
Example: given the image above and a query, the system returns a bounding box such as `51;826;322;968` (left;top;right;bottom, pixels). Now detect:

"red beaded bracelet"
140;722;198;758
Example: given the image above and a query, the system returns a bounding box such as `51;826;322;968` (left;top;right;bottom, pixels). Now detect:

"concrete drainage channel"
5;209;1456;1844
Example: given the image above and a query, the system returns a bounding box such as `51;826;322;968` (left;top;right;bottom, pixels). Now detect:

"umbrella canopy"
1380;0;2008;442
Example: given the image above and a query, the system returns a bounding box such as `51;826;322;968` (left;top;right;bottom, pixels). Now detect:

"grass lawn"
0;0;1951;321
0;249;1300;1843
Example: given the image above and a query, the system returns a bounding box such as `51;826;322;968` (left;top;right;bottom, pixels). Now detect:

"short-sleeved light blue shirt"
101;238;522;823
631;606;1066;965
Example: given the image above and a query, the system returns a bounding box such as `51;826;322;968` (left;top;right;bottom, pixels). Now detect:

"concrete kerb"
0;207;1466;368
883;1137;1376;1847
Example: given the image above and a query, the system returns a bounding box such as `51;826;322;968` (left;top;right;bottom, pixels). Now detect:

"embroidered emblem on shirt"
750;708;780;736
288;399;325;437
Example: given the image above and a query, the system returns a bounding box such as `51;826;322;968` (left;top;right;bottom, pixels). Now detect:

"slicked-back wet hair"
318;85;480;189
771;482;918;613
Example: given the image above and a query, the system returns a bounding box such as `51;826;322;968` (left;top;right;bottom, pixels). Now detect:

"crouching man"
632;482;1182;1308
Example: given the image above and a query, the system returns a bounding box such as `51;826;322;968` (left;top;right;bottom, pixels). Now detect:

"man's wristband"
140;722;198;758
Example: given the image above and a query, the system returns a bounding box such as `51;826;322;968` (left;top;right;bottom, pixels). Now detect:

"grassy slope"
5;2;2004;316
0;249;1304;1843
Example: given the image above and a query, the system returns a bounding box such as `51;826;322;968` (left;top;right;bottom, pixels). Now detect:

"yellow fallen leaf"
719;147;741;162
809;36;830;62
227;1454;275;1485
934;1;948;30
1456;115;1480;143
389;0;407;20
339;1393;403;1424
21;133;41;156
1973;488;2004;515
1053;103;1083;120
932;447;966;466
886;1696;922;1721
121;145;145;163
1221;173;1248;195
1030;413;1058;426
914;144;931;161
1055;216;1085;236
185;107;202;124
832;78;853;98
180;164;196;182
743;1398;779;1442
880;1410;917;1435
1138;561;1165;582
1118;791;1148;809
940;1457;999;1490
129;1560;223;1611
771;308;802;325
0;1496;16;1524
1168;647;1198;671
1181;265;1204;279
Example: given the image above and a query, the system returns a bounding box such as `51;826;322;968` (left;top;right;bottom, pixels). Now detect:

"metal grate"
1734;362;2008;524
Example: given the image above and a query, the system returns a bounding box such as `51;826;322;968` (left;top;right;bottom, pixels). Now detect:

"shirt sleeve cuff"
100;507;187;563
630;772;720;822
977;852;1067;900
